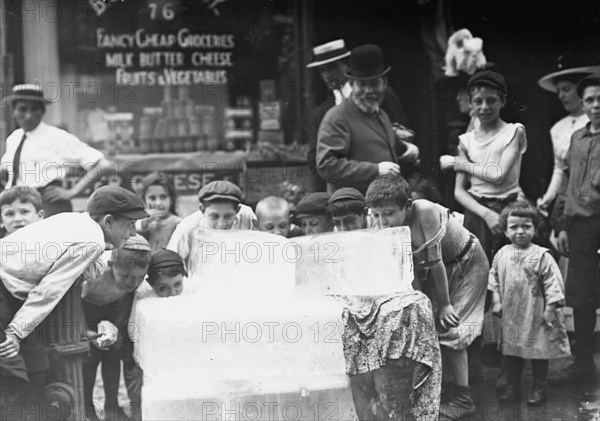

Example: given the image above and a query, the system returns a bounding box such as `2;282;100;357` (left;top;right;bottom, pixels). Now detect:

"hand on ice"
491;302;502;318
95;320;118;349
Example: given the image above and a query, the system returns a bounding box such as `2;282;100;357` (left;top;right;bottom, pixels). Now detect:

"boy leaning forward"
0;185;148;404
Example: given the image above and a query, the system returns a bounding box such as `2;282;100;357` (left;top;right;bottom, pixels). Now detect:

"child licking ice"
255;196;304;237
127;249;187;419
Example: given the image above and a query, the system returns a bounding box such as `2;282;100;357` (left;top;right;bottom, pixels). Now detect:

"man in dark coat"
316;45;418;194
307;40;416;191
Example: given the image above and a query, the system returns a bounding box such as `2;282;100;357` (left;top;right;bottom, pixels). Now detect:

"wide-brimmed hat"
345;45;391;80
538;46;600;93
3;84;52;105
306;39;351;68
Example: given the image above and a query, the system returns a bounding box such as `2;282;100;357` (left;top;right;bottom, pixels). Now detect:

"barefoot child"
490;202;570;405
366;174;489;420
137;172;182;252
294;192;332;235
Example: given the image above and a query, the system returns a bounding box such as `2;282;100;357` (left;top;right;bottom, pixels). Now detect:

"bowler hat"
576;75;600;98
87;185;148;219
198;180;242;203
295;192;331;218
306;40;351;68
345;45;391;80
3;84;51;105
467;70;507;94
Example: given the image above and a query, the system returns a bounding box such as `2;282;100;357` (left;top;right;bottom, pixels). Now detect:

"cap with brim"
306;39;351;68
295;192;330;218
3;84;52;105
328;187;365;205
149;249;187;276
86;185;149;219
577;74;600;98
197;180;242;203
538;65;600;93
345;44;391;80
467;70;507;94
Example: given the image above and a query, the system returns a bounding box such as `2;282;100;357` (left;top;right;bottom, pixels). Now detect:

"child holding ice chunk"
255;196;305;237
127;249;186;420
81;235;151;421
366;174;489;421
136;172;182;252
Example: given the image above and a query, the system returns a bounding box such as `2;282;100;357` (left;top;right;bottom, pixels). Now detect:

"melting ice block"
182;230;296;297
294;227;414;295
135;228;415;420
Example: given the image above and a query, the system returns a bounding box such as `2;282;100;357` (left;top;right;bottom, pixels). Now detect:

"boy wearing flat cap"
327;187;369;232
555;75;600;381
295;192;332;235
0;185;147;408
167;180;256;270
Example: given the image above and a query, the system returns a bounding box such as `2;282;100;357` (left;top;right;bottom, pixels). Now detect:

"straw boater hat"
538;47;600;93
3;83;52;105
306;39;351;68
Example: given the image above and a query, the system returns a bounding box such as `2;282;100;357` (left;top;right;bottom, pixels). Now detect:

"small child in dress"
294;192;332;235
127;249;186;420
0;186;45;237
137;172;182;252
81;235;151;421
255;196;304;237
489;202;570;405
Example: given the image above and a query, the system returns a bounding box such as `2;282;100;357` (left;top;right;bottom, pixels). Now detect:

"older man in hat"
316;45;418;194
1;84;112;216
307;41;416;191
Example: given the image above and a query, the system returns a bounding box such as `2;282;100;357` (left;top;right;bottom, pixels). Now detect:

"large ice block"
183;230;296;297
134;294;357;420
133;294;346;382
293;227;414;295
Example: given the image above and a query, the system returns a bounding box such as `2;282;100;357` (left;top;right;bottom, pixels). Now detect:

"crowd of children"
0;71;598;421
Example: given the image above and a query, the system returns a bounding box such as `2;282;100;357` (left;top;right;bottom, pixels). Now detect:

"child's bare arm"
455;126;525;186
419;204;459;329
